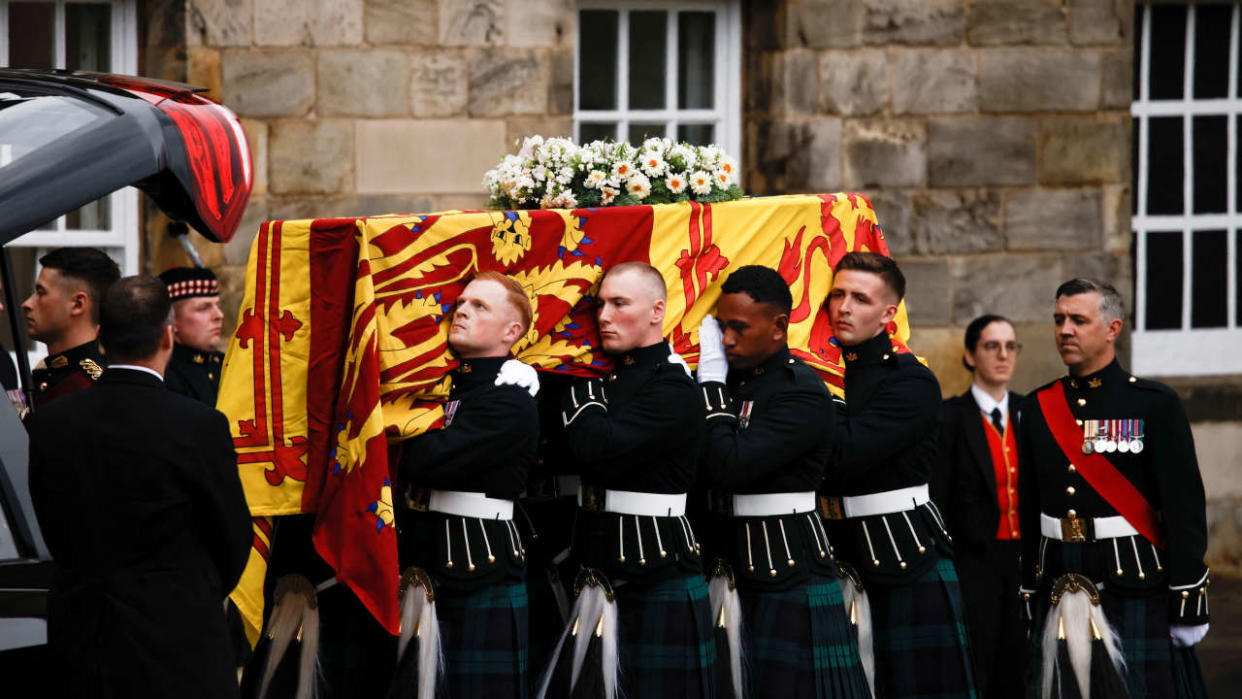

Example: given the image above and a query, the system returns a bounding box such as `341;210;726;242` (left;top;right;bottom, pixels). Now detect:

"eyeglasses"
979;341;1022;354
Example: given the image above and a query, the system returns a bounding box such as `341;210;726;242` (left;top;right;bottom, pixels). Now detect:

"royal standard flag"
218;193;914;642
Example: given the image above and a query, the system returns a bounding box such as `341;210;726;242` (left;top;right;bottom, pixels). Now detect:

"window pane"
627;122;666;144
66;3;112;72
677;123;714;146
1191;230;1227;328
1145;231;1184;330
579;11;618;110
1193;116;1227;213
1147;117;1184;215
1149;5;1187;100
1194;4;1232;98
8;3;56;69
678;12;715;110
65;196;110;231
628;11;666;110
579;122;617;143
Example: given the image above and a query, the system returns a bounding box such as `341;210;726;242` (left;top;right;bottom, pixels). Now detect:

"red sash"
1036;381;1165;549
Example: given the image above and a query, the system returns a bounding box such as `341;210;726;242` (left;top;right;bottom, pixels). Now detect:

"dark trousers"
956;539;1025;699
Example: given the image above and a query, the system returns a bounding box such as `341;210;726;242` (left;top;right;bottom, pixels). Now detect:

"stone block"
254;0;363;47
507;0;573;47
745;51;778;114
269;120;354;195
1006;188;1102;251
867;189;913;254
1007;321;1064;393
786;0;865;49
927;116;1035;186
186;0;251;47
548;48;574;115
966;0;1067;46
319;49;409;117
800;120;844;192
354;119;507;194
900;258;953;326
467;48;549;117
979;49;1101;112
781;50;819;114
1037;115;1128;185
440;0;504;46
221;49;315;117
429;193;492;211
950;253;1065;323
1100;49;1133;110
909;326;966;396
223;197;269;266
410;49;468;117
505;117;573;148
1060;251;1127;286
751;119;842;194
819;50;889;116
913;189;1003;254
891;49;976;114
365;0;437;45
1068;0;1130;47
863;0;966;47
1100;183;1131;254
842;119;926;188
186;46;221;102
240;118;268;196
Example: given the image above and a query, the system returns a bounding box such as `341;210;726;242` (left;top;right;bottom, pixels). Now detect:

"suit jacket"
27;367;251;698
934;389;1023;551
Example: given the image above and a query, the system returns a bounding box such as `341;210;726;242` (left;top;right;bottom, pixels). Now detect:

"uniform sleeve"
702;384;833;489
401;386;538;486
1148;390;1210;623
566;373;701;481
197;410;252;592
932;401;966;531
833;369;941;482
1016;395;1042;590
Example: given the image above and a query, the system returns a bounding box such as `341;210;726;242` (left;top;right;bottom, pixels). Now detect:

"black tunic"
30;339;105;409
164;343;224;407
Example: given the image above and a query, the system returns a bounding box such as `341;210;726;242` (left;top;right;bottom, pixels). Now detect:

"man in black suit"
934;314;1025;698
27;275;251;698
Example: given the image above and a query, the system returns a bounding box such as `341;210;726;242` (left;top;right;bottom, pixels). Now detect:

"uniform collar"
453;356;506;390
1066;358;1127;391
734;345;793;380
172;342;220;365
39;338;103;371
840;331;895;367
970;383;1008;422
613;341;669;370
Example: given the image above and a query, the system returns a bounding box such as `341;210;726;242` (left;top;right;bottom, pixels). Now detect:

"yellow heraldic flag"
219;194;913;639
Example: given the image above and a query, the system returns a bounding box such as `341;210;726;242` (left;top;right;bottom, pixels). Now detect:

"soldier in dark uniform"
1017;278;1209;697
159;266;225;405
20;247;119;409
696;265;870;698
935;314;1026;698
819;251;975;698
27;275;251;698
541;261;713;699
395;270;540;698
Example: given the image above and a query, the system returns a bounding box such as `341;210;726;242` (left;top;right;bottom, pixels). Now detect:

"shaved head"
604;261;667;302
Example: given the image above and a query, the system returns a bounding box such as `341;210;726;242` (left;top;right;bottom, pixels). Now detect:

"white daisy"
690;170;712;196
584;170;607;189
639;152;668;178
626;172;652;200
665;172;687;194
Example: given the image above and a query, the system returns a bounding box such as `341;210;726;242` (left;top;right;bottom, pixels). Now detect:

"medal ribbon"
1037;381;1165;549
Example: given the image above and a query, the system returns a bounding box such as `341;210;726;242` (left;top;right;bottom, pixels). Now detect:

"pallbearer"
540;262;713;699
819;252;975;698
696;265;871;698
393;270;540;699
159;266;226;405
1017;278;1209;697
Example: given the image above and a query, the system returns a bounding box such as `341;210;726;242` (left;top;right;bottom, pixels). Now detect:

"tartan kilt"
741;576;872;699
437;581;530;699
614;572;717;699
869;558;977;698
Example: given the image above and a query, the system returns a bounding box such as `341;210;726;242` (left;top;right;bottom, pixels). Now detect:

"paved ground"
1199;576;1242;698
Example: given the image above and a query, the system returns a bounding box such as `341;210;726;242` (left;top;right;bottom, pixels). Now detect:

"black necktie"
991;407;1004;434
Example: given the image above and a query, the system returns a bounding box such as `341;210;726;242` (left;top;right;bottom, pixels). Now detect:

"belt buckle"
819;495;845;520
581;485;605;512
404;486;430;512
1061;515;1089;543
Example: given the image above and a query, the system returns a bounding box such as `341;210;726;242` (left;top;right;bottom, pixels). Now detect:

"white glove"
696;316;728;384
1170;623;1209;647
495;359;540;397
667;351;691;378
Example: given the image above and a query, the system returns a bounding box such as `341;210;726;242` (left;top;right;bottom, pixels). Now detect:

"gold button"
1066;486;1076;495
1129;376;1137;383
882;354;890;360
899;561;907;569
1068;464;1076;473
1070;380;1079;389
1067;509;1077;518
1077;398;1086;407
1076;419;1083;426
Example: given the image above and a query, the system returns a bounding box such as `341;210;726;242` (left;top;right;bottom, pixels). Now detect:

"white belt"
579;488;687;517
731;492;817;517
1040;513;1137;541
839;484;930;519
428;490;514;520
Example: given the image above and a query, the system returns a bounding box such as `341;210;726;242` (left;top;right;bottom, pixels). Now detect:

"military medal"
1130;420;1145;453
1118;419;1131;453
444;400;461;427
738;401;754;430
1104;419;1118;453
1093;420;1109;455
1081;419;1095;454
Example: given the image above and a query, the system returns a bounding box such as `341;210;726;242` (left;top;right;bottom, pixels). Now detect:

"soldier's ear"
69;289;89;318
1105;317;1123;342
772;313;789;340
651;297;666;325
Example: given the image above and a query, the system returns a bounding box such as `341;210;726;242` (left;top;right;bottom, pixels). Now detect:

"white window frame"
574;0;742;168
1131;1;1242;376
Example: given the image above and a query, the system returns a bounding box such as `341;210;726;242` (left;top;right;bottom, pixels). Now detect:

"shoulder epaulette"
79;358;104;381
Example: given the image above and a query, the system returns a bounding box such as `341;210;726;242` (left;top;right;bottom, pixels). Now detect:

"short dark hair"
99;276;172;363
38;247;121;324
962;314;1013;372
833;251;906;302
1055;277;1124;322
720;265;792;315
